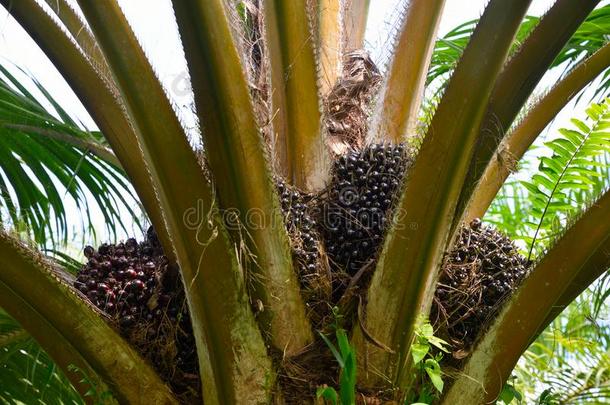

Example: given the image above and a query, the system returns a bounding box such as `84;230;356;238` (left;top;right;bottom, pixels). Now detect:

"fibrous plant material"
275;340;339;404
431;219;530;360
73;228;200;403
324;51;382;155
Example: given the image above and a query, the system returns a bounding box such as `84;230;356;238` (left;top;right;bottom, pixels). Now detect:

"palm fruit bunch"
276;178;332;324
74;227;169;327
277;178;320;281
321;143;411;276
73;227;200;403
432;218;531;359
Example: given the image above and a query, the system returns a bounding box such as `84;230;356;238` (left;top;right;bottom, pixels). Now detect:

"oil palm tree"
0;0;610;403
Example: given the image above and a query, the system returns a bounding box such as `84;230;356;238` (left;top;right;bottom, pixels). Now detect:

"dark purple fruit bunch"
73;227;168;327
321;143;411;275
432;218;530;358
276;178;321;283
73;227;200;403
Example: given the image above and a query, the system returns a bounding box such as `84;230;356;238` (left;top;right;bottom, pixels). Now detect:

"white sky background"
0;0;605;245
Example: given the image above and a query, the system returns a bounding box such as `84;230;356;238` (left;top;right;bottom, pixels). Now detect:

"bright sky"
0;0;605;246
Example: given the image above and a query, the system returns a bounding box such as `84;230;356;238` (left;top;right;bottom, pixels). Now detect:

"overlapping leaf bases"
72;155;531;403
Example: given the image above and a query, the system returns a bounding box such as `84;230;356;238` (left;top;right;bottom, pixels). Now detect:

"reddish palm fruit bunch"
73;227;169;328
321;143;411;275
432;218;531;358
73;227;200;402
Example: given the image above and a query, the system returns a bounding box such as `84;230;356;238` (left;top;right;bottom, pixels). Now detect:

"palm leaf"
0;64;141;247
0;309;83;405
40;0;110;83
524;99;610;258
553;5;610;72
427;3;610;93
0;0;175;262
543;346;610;404
454;0;602;234
513;280;610;401
466;42;610;222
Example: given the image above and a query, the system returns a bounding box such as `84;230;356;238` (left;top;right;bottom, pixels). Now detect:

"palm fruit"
73;227;200;403
275;177;334;326
432;219;531;359
276;178;320;282
74;228;167;325
321;143;411;276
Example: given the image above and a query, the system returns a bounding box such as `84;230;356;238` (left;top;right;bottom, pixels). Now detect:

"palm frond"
0;0;176;261
0;309;83;405
484;97;610;257
523;99;610;258
427;15;540;86
426;18;477;86
465;42;610;222
553;4;610;73
76;1;275;401
40;0;111;82
0;63;141;247
372;0;445;143
516;325;610;404
427;3;610;94
454;0;602;234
